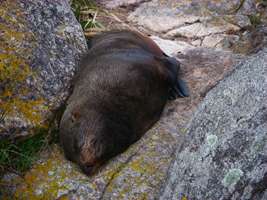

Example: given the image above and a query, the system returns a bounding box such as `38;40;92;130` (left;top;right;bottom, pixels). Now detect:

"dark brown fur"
59;30;189;175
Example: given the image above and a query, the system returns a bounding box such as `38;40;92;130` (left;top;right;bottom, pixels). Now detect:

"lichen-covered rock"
0;0;87;139
1;44;242;199
160;48;267;200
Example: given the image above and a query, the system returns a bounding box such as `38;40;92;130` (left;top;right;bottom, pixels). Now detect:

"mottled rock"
223;14;251;28
166;22;239;38
96;0;148;9
128;0;252;34
231;26;267;54
128;1;207;33
150;36;194;56
0;0;87;138
202;34;228;48
205;0;256;15
127;0;267;53
160;48;267;200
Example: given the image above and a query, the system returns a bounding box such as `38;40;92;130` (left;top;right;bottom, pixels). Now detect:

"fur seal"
59;30;189;175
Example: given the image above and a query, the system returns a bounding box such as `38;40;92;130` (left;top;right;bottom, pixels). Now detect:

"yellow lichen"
7;130;176;199
103;132;173;199
11;147;88;199
57;196;70;200
0;1;45;128
181;196;188;200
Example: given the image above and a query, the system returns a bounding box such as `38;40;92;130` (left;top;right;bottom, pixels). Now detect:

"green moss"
248;14;262;27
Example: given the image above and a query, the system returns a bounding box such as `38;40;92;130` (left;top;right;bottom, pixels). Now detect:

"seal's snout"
80;163;94;175
79;158;102;175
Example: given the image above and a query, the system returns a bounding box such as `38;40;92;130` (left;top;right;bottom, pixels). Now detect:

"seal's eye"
70;110;81;123
71;114;75;123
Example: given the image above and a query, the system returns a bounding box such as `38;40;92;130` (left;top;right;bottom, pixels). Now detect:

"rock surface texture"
1;0;267;199
160;48;267;200
96;0;148;9
129;0;267;53
0;0;87;139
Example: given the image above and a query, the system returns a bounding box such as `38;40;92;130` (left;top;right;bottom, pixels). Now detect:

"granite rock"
160;48;267;200
0;0;87;139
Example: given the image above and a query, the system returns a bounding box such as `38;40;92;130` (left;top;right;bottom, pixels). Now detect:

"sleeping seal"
59;30;189;175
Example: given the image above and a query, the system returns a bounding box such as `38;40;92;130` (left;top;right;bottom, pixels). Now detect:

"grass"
0;101;64;176
0;103;64;176
0;128;59;176
0;134;46;173
70;0;104;30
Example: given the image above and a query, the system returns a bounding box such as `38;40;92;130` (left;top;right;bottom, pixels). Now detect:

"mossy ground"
0;128;59;177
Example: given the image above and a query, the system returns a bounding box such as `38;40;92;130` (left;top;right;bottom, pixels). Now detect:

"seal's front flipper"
169;78;190;99
156;55;190;100
160;56;189;100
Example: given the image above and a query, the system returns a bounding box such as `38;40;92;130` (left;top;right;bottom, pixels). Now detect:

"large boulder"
160;48;267;200
0;0;87;139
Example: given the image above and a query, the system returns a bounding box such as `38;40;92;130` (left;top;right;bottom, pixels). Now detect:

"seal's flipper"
169;78;190;99
159;56;189;100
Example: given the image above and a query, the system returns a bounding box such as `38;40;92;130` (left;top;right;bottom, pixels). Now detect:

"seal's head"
60;104;107;175
59;101;132;175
